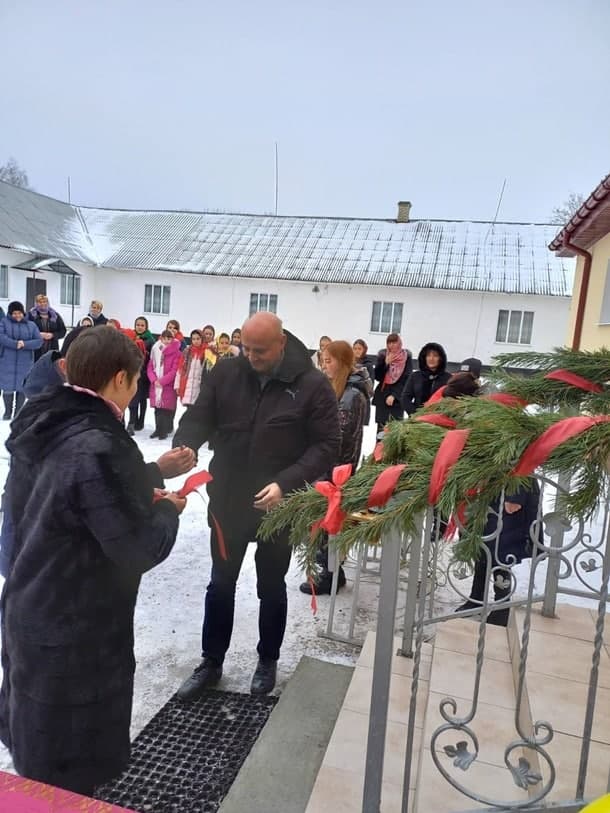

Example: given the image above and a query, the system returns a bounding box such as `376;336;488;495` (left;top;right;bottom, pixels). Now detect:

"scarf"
30;305;58;321
65;384;123;421
383;339;409;386
135;328;155;344
177;345;205;399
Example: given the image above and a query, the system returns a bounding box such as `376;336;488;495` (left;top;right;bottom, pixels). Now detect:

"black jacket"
173;330;340;536
372;349;412;426
27;308;66;361
337;370;370;471
401;342;451;415
0;386;179;792
483;481;542;566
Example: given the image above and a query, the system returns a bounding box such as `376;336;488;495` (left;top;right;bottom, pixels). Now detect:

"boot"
250;658;277;695
299;566;346;595
2;393;13;420
127;423;135;436
176;658;223;701
149;410;160;439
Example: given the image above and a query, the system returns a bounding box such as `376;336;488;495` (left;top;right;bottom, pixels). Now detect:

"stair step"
511;605;610;802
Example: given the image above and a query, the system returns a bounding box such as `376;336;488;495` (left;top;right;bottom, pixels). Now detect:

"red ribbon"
367;464;406;509
512;416;610;476
373;441;384;462
424;386;446;406
308;577;318;614
483;393;529;408
428;429;471;505
209;509;229;562
176;470;213;498
414;414;457;429
313;464;353;534
544;369;604;394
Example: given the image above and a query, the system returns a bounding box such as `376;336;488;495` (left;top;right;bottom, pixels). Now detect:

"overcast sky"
1;0;608;223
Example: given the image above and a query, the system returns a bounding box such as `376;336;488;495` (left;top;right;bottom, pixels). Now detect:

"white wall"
0;250;569;362
96;267;570;364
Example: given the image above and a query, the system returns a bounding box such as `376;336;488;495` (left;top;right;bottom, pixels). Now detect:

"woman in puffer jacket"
0;301;42;419
300;340;371;596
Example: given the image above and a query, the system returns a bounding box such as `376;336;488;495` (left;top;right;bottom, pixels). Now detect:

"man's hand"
504;501;522;514
162;492;187;514
385;395;395;407
156;446;196;479
253;482;283;511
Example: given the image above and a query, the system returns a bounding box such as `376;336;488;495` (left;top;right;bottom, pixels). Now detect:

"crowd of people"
0;297;534;799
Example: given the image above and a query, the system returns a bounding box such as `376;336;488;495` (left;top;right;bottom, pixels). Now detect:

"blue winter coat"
0;316;42;392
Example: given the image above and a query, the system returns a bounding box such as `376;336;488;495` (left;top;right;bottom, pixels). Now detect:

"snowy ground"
0;407;605;776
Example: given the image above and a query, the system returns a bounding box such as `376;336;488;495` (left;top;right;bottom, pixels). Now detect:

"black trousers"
154;408;175;437
201;522;292;663
3;392;25;418
469;549;511;627
128;381;148;428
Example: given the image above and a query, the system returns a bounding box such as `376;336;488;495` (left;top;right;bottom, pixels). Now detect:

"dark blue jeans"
202;522;292;663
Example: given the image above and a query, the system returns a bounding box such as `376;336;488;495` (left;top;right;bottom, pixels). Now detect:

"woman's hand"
385;395;395;407
16;340;24;350
162;492;187;514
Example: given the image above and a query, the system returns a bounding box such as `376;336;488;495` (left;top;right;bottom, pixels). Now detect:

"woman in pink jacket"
147;330;181;439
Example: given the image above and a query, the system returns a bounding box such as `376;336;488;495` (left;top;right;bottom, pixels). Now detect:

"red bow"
414;414;457;429
373;441;384;461
428;429;470;505
367;465;406;509
424;386;446;406
314;464;352;534
544;369;603;394
483;393;528;408
512;416;610;476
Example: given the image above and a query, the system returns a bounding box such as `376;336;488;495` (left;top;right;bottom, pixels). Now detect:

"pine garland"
259;348;610;572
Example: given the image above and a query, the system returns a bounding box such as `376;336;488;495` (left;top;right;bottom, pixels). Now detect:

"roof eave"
549;172;610;254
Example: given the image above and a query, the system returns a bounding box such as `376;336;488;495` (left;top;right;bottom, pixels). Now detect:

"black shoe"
2;414;10;421
149;431;159;439
250;658;277;695
127;423;135;436
176;658;223;701
299;567;346;595
134;421;144;431
454;600;480;613
157;434;168;440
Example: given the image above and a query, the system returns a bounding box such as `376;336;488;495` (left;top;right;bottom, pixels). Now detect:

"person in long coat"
148;331;181;439
372;333;412;432
401;342;452;415
0;326;186;795
27;294;66;361
0;301;42;419
127;315;156;434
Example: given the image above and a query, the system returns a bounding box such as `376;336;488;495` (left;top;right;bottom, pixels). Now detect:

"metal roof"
0;181;575;297
549;171;610;256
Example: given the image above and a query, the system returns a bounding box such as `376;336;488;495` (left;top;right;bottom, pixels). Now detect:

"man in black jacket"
173;312;339;696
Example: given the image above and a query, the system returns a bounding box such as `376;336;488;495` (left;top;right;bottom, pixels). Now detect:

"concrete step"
510;604;610;802
219;656;353;813
414;618;529;812
306;632;433;812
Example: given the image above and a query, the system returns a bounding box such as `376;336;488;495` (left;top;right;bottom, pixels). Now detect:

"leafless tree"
0;157;31;189
550;192;586;225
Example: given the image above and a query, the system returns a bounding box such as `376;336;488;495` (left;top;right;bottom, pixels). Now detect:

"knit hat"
8;301;25;315
459;357;482;378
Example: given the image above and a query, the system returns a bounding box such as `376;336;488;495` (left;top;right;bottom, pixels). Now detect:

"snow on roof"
0;181;574;297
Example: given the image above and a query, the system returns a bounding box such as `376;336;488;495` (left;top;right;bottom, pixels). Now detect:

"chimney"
397;201;412;223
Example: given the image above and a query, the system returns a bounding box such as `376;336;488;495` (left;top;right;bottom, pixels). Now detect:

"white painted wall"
0;249;569;363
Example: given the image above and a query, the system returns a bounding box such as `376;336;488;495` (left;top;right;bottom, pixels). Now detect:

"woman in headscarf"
27;294;66;362
371;333;412;433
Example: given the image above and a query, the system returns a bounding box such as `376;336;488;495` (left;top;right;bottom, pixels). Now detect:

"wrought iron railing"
357;472;610;812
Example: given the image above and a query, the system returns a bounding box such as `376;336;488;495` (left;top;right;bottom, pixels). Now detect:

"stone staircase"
306;604;610;812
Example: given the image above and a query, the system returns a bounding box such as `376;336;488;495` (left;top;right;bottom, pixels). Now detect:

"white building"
0;183;574;364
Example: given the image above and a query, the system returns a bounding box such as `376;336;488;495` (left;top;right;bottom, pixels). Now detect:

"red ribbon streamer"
512;416;610;476
483;393;529;408
544;369;604;394
209;509;229;562
367;464;406;509
373;441;384;462
309;577;318;614
428;429;471;505
314;464;353;534
414;414;457;429
424;386;446;407
176;470;213;498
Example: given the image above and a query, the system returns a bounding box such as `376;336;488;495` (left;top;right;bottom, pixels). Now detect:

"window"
599;261;610;324
60;274;81;306
249;292;278;316
496;309;534;344
370;301;403;334
0;265;7;299
144;284;171;315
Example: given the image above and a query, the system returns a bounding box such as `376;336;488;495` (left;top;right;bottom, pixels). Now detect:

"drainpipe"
564;237;593;351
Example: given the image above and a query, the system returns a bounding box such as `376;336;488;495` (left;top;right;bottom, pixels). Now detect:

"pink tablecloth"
0;771;138;812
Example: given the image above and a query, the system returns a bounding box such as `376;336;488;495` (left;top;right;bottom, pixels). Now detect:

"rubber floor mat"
95;689;278;813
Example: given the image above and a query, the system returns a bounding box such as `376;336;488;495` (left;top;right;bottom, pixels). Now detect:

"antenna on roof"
492;178;507;224
274;142;279;216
